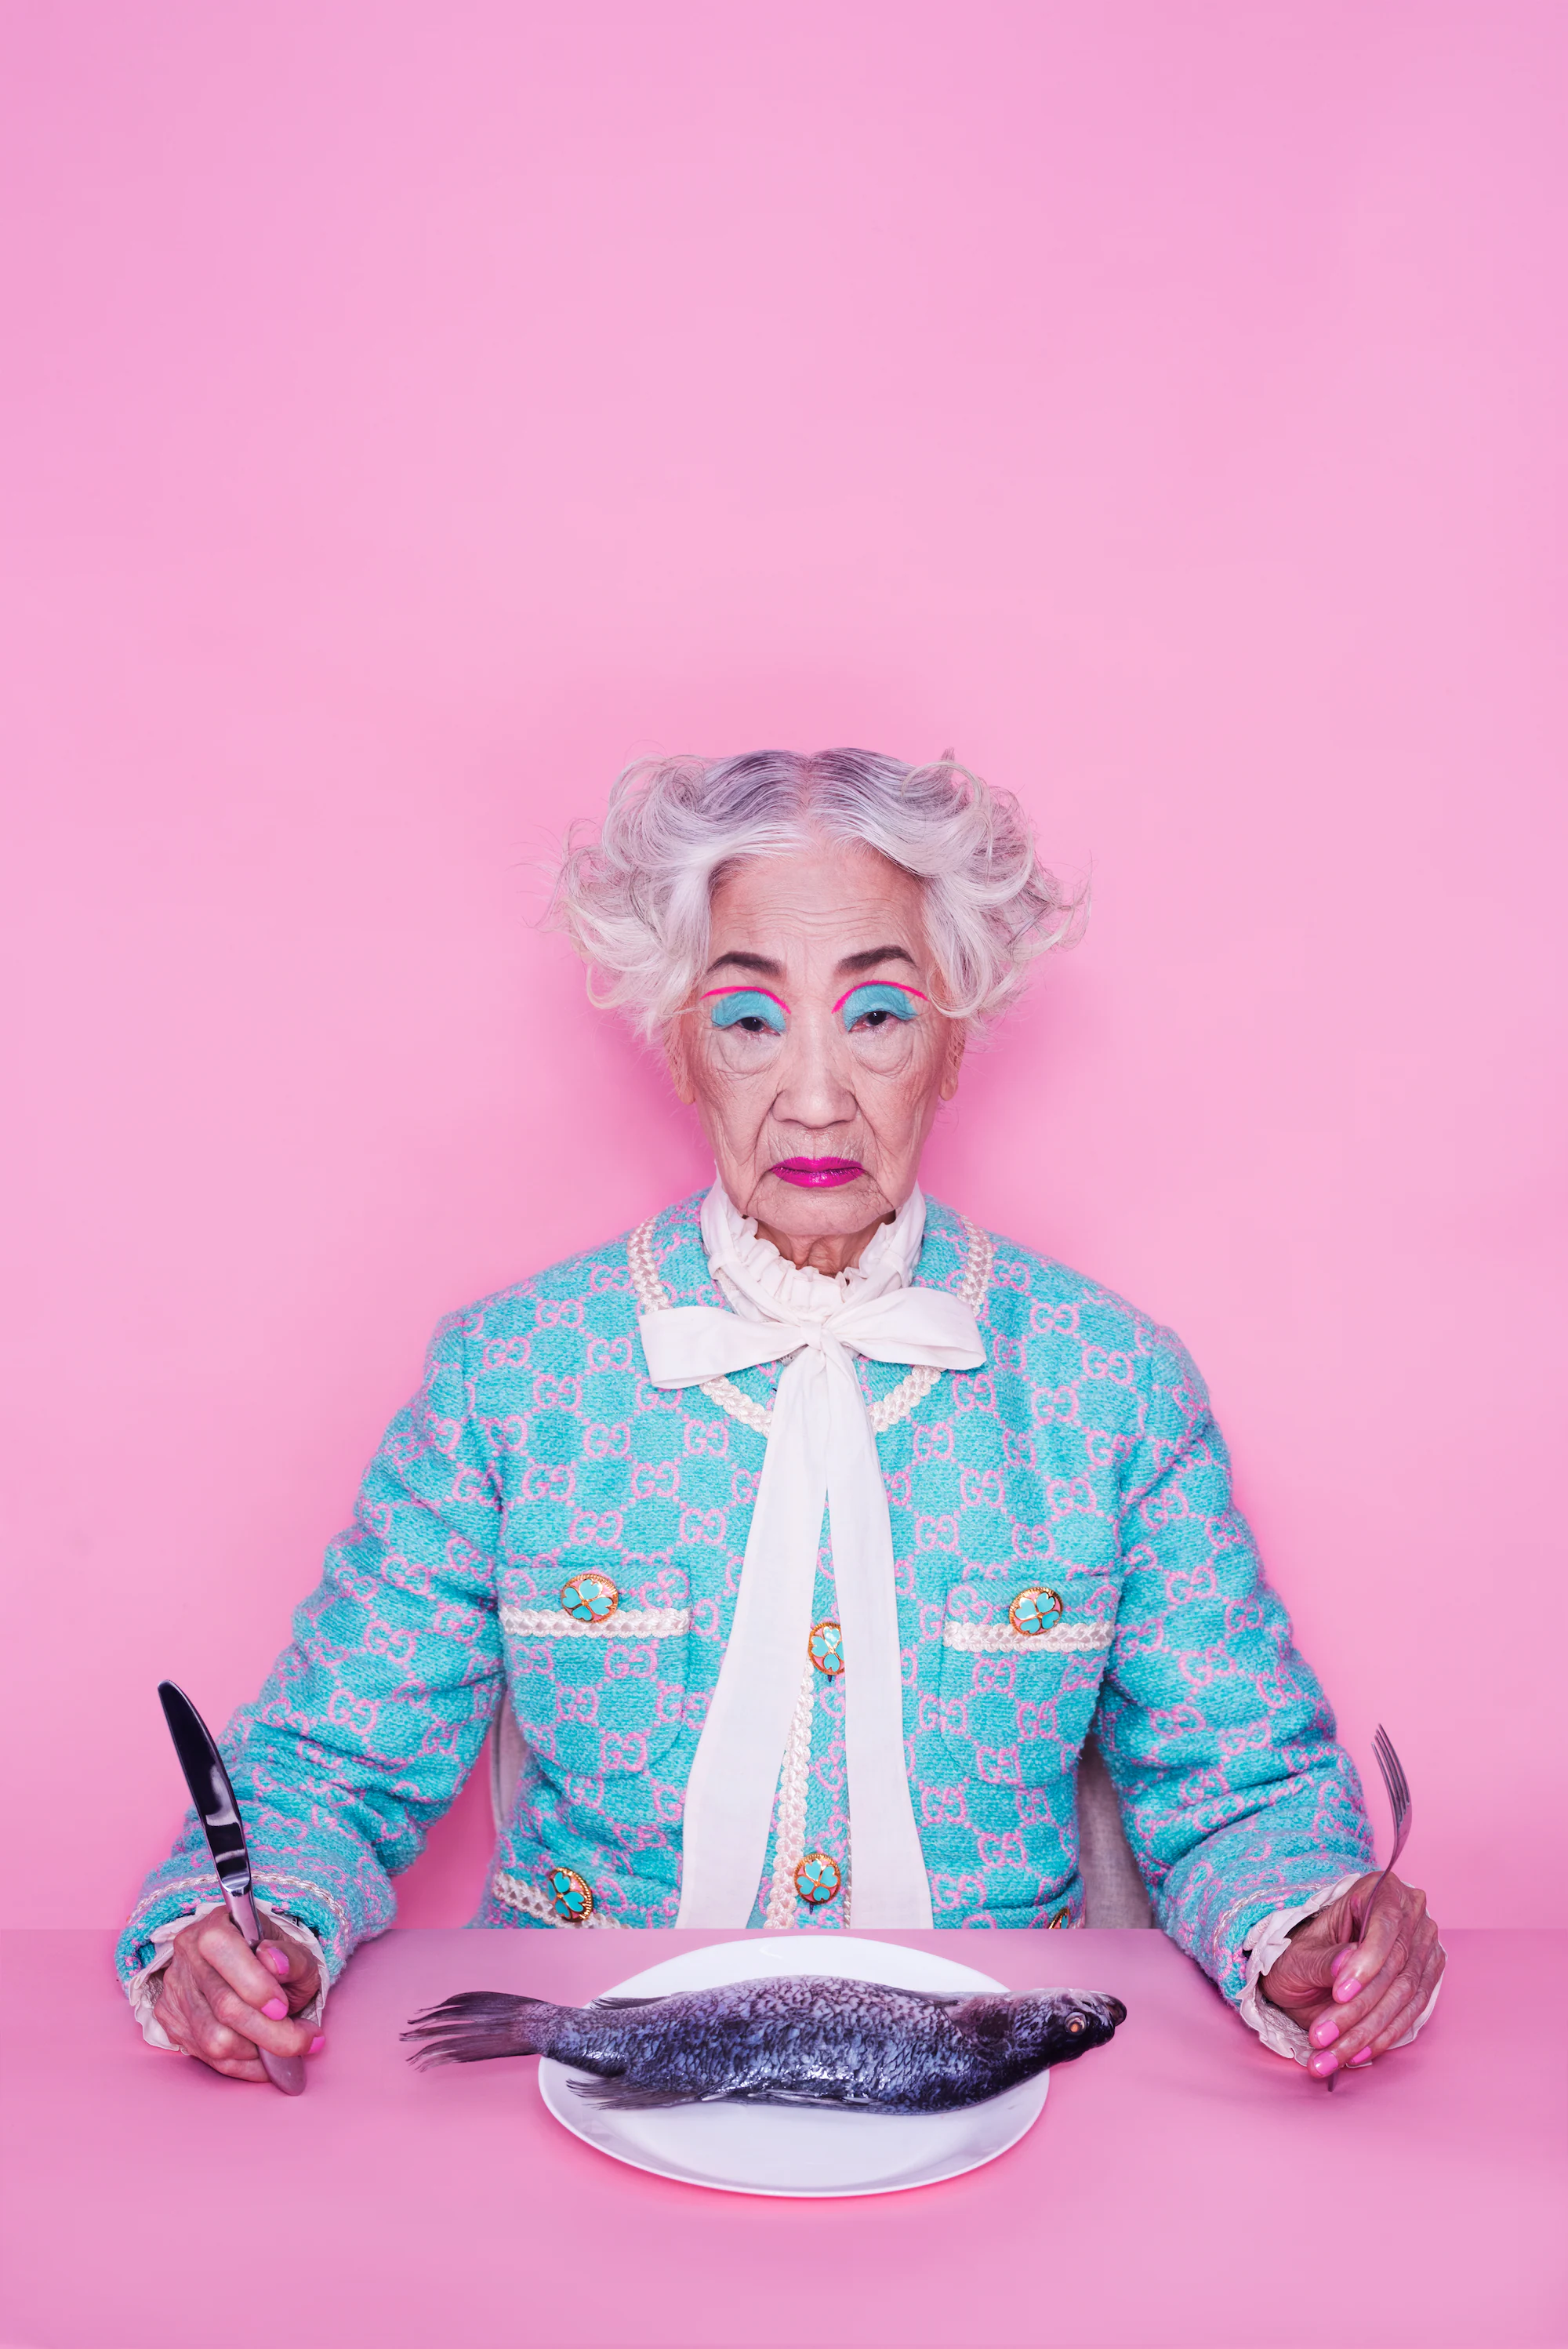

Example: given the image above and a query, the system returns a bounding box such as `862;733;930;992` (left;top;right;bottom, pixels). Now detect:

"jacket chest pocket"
935;1578;1117;1782
500;1577;691;1776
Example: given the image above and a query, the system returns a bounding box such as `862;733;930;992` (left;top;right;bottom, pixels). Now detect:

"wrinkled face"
665;840;965;1255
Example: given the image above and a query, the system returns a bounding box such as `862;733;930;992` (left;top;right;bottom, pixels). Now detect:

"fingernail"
261;1944;289;1977
310;2035;326;2055
1309;2048;1338;2076
1350;2047;1372;2066
260;1996;289;2020
1311;2018;1340;2047
1333;1976;1362;2005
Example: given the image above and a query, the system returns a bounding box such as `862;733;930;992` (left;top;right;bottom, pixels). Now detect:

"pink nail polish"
1333;1976;1362;2005
262;1944;289;1977
1312;2018;1339;2047
1350;2047;1372;2066
310;2035;326;2055
260;1996;289;2020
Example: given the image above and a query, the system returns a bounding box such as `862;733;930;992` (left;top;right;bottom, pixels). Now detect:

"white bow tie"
637;1184;985;1928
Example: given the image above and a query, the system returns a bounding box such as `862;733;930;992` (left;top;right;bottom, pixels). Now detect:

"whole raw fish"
403;1973;1126;2112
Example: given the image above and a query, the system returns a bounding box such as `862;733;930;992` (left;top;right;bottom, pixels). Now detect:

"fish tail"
401;1991;561;2068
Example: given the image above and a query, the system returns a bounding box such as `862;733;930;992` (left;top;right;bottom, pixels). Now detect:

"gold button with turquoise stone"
559;1570;619;1625
1008;1585;1064;1637
794;1851;842;1905
543;1864;594;1922
807;1619;844;1675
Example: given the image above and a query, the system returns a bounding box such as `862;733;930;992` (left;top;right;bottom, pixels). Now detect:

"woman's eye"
838;982;923;1033
706;988;788;1036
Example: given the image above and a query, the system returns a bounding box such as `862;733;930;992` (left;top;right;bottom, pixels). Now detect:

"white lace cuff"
1239;1876;1445;2064
125;1901;330;2051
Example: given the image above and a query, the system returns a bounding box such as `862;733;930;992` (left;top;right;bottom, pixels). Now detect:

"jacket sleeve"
115;1309;505;1989
1092;1331;1374;2006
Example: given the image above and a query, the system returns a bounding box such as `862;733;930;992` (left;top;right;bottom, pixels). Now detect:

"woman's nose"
772;1015;855;1127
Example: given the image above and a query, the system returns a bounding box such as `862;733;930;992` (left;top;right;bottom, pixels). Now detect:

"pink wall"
2;3;1563;1933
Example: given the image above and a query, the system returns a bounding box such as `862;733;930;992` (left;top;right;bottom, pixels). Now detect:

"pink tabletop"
2;1927;1563;2349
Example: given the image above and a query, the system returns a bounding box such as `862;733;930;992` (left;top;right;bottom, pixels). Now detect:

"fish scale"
404;1973;1125;2113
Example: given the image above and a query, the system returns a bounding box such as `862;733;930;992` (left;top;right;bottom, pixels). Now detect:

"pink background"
2;3;1563;1933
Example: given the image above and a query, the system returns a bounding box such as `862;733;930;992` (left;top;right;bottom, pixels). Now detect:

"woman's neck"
750;1218;887;1279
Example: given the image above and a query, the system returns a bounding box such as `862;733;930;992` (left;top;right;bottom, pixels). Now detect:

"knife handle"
224;1887;310;2099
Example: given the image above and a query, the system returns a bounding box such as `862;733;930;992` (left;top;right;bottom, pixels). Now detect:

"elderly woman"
119;749;1443;2086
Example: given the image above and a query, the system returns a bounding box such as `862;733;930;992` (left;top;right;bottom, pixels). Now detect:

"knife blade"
156;1680;307;2096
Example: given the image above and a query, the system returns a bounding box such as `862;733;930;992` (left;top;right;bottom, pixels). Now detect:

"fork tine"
1373;1724;1407;1817
1371;1725;1412;1869
1389;1758;1408;1828
1391;1748;1410;1821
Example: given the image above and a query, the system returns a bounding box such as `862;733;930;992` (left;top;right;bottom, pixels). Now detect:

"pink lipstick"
772;1158;865;1189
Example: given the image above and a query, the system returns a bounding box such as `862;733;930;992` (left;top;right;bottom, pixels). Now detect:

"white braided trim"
699;1371;772;1433
500;1603;691;1639
866;1361;939;1432
629;1208;993;1436
255;1872;358;1940
942;1619;1116;1655
129;1868;355;1945
763;1657;819;1928
627;1217;669;1316
490;1868;625;1929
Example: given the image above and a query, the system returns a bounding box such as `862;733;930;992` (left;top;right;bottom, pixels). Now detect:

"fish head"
964;1987;1127;2069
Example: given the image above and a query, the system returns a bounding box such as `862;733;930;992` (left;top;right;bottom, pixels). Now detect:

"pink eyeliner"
831;981;927;1013
701;986;791;1013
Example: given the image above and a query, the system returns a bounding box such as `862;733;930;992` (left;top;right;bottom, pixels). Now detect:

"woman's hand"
1260;1872;1443;2079
152;1912;324;2082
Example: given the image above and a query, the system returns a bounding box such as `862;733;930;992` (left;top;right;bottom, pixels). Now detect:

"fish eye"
1067;2016;1084;2034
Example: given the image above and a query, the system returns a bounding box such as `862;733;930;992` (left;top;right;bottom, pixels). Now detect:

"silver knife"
157;1680;307;2096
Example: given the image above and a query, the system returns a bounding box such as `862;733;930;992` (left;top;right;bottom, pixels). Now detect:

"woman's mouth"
771;1157;866;1189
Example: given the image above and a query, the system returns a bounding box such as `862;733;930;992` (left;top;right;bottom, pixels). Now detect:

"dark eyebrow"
703;949;786;978
833;945;919;977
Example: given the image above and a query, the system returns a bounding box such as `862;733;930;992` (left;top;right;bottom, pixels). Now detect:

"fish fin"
568;2074;703;2111
402;1991;558;2068
590;1992;669;2009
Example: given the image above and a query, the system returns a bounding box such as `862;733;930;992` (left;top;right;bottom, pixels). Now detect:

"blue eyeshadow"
709;989;788;1033
840;982;920;1029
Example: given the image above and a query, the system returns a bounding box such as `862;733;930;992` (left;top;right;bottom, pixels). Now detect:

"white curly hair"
548;747;1079;1039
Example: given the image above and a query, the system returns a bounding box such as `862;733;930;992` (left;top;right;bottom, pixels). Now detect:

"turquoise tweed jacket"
118;1194;1372;2006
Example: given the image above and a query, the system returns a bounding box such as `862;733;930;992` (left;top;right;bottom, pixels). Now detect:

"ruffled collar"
699;1178;927;1326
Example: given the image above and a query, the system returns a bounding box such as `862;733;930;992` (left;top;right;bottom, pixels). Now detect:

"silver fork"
1327;1723;1411;2089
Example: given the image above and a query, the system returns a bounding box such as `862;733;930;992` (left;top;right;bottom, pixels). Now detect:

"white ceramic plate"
537;1935;1050;2198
